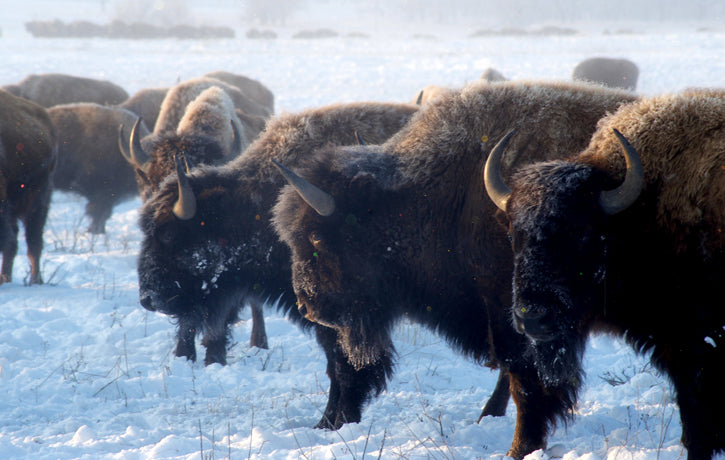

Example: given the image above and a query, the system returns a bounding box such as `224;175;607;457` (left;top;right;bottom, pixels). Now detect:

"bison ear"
272;160;336;217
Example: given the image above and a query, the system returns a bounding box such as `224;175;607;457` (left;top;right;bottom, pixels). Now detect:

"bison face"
505;162;612;385
484;128;644;386
136;171;270;319
273;165;399;369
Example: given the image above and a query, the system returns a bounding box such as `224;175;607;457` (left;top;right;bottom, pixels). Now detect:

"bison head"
120;117;243;202
484;129;643;385
272;150;401;369
136;157;283;319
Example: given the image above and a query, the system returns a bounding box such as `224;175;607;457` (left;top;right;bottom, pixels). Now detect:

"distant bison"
272;80;637;457
153;77;270;135
481;67;508;82
2;73;129;107
122;85;246;202
118;87;169;132
203;71;274;114
48;103;151;234
572;57;639;91
136;101;418;380
485;91;724;458
0;90;57;285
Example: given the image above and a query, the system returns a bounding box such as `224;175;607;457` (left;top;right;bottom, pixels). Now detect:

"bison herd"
1;54;723;460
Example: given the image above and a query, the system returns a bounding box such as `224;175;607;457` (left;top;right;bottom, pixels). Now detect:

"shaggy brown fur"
3;73;129;107
137;101;418;371
498;90;725;458
272;80;638;457
0;90;57;284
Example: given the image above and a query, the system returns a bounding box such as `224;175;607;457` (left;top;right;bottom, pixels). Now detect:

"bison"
572;57;639;91
153;77;270;136
136;101;419;371
271;80;638;457
484;91;725;459
2;73;129;107
48;103;152;234
118;87;169;132
121;85;246;202
203;70;275;114
0;90;57;285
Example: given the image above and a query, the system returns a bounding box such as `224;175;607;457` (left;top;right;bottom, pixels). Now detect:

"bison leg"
249;301;268;349
477;369;510;421
1;219;19;284
506;365;574;459
313;325;393;430
661;345;724;460
201;334;227;366
22;191;50;285
174;317;197;362
85;198;114;234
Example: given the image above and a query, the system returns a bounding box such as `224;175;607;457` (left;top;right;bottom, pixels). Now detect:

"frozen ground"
1;1;724;459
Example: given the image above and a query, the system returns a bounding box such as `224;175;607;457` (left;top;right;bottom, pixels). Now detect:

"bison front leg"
0;218;19;284
249;301;268;349
313;325;393;429
175;316;198;362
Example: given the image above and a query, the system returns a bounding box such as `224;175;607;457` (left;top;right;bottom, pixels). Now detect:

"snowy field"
1;2;725;459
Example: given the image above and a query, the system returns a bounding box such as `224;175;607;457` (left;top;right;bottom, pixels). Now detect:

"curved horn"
354;130;365;146
229;118;244;157
271;159;335;217
415;90;424;105
172;154;197;220
118;124;131;162
598;129;644;215
129;117;151;166
484;129;516;211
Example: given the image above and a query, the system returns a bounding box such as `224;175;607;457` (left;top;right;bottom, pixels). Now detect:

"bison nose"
140;293;156;311
513;305;553;341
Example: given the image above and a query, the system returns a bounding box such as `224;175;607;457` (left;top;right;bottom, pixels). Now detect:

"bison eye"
156;224;175;247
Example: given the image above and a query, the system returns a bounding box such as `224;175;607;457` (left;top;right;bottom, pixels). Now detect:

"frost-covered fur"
137;101;417;390
504;90;725;459
176;86;243;158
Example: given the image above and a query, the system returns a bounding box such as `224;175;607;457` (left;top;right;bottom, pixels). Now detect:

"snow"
1;1;725;459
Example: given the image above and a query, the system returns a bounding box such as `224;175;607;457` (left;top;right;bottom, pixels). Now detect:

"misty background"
9;0;725;36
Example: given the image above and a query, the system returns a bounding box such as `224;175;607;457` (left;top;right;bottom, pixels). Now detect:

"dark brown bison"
0;90;57;285
572;57;639;91
48;103;152;234
271;81;638;457
2;73;129;107
484;91;725;459
136;102;418;371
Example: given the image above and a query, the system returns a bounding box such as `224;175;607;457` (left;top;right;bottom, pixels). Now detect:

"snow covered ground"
1;2;724;459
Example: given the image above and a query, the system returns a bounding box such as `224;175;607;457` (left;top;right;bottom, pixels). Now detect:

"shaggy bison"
118;87;169;132
121;86;246;202
271;80;637;457
3;73;129;107
48;103;151;234
136;102;418;368
0;90;57;285
484;91;725;459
